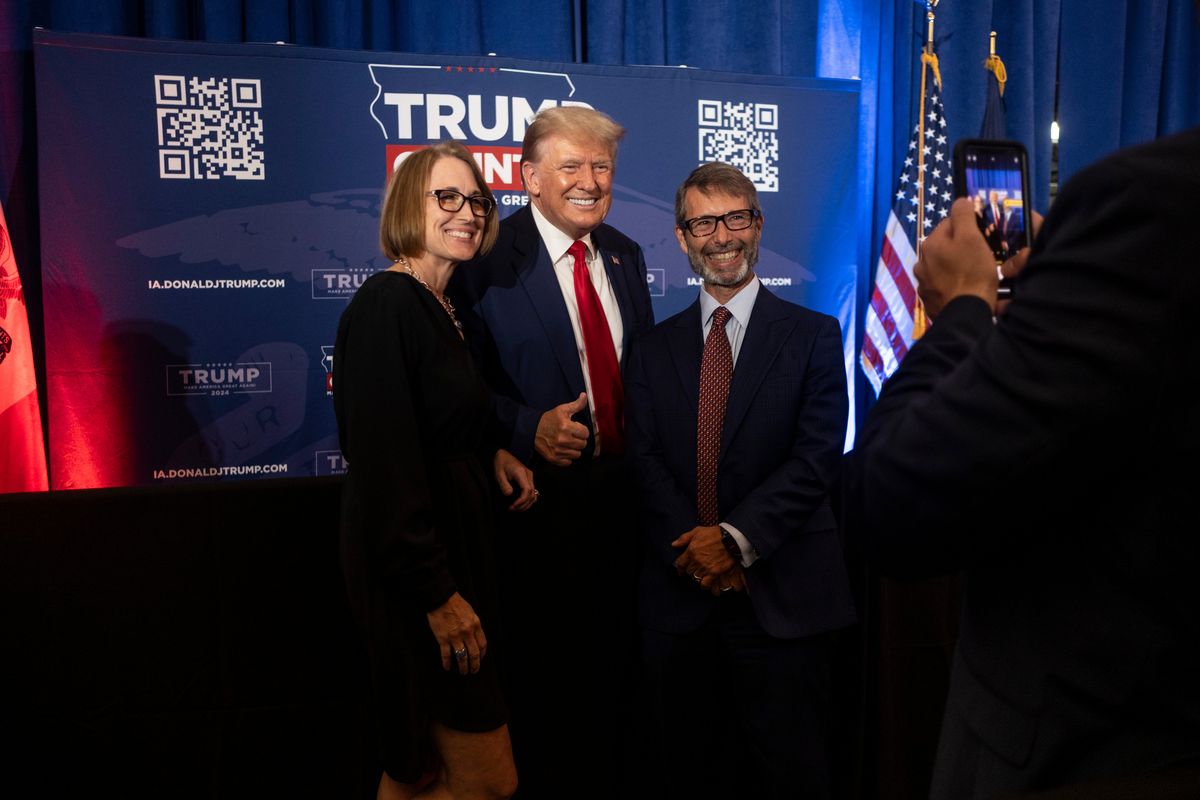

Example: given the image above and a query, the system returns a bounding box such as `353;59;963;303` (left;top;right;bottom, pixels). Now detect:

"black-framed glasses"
427;189;495;217
681;208;760;237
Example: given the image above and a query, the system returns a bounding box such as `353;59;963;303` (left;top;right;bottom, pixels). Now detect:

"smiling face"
421;156;487;268
675;187;762;291
521;133;614;240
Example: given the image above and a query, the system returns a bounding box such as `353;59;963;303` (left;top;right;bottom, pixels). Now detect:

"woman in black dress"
334;141;535;800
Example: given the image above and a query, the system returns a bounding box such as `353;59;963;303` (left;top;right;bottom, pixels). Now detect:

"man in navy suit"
1002;203;1026;255
450;106;654;799
625;162;853;799
847;125;1200;798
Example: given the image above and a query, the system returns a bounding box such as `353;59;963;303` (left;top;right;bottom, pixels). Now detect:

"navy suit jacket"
625;285;854;639
450;205;655;462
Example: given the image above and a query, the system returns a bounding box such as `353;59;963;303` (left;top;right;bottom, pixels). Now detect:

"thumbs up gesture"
534;392;590;466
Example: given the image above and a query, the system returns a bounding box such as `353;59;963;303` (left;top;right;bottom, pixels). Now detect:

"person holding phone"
847;121;1200;798
334;141;536;800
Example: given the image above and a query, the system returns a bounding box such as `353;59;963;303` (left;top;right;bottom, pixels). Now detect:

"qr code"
698;100;779;192
155;75;265;181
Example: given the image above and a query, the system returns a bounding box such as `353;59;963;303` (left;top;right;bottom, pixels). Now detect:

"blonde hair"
520;106;625;165
379;141;498;260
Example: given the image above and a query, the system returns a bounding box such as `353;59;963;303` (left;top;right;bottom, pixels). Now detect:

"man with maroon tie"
625;162;852;799
450;106;654;799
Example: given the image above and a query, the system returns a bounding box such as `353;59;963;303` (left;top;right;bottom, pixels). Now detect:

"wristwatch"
719;527;742;565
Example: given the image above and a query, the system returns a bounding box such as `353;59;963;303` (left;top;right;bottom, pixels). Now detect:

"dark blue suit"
625;284;853;798
983;203;1007;255
450;204;654;800
1003;205;1026;255
453;205;654;462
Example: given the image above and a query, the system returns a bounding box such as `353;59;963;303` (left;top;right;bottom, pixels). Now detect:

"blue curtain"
26;0;576;57
1059;0;1200;185
584;0;821;75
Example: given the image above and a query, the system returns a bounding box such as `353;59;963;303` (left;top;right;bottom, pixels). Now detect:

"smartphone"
952;139;1031;299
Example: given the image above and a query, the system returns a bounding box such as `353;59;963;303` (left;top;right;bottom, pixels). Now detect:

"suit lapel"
594;231;636;367
720;287;795;457
509;209;587;396
667;301;703;414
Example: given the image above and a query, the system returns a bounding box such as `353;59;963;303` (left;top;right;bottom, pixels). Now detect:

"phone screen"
960;144;1029;265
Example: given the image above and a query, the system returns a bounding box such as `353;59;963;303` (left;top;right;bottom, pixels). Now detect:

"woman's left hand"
493;449;538;511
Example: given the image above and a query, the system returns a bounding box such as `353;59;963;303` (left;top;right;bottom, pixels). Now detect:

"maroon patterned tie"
697;306;732;526
569;240;624;456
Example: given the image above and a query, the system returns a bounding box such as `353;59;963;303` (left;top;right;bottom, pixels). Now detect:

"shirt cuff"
719;522;758;567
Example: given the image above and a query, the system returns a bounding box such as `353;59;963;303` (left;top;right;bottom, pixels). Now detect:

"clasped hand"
672;525;746;596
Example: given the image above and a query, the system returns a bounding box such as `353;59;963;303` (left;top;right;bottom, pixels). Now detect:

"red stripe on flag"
880;234;918;313
868;285;909;363
860;332;888;384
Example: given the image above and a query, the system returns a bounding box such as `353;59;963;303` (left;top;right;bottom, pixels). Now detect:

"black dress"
334;270;506;782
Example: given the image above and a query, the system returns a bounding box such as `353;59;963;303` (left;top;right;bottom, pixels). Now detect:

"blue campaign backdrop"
3;0;1199;487
34;30;859;487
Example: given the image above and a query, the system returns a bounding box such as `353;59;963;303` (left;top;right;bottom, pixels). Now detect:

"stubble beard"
689;240;759;288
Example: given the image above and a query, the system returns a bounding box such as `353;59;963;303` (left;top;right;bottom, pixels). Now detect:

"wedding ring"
532;489;540;498
692;573;702;582
721;586;732;592
453;648;468;660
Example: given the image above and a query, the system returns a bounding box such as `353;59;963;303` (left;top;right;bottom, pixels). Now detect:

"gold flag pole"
913;0;940;338
916;0;941;253
984;29;1008;97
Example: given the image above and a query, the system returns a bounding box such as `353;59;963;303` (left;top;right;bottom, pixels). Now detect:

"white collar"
530;201;595;262
699;274;761;329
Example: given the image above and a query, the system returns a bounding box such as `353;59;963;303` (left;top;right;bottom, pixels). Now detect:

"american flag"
861;60;953;395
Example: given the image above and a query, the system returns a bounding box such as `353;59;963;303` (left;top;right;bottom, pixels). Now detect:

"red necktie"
697;306;732;526
569;240;624;456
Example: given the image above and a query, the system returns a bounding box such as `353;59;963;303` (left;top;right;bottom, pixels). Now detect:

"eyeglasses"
427;189;495;217
681;208;760;237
